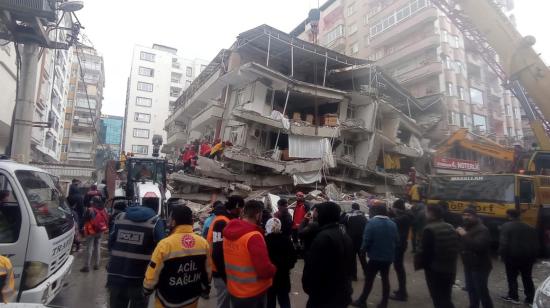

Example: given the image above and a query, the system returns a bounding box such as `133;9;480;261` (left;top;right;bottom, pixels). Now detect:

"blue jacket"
361;216;399;262
201;213;215;238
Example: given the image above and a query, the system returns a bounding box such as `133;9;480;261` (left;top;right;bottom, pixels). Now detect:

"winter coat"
274;208;293;238
411;202;427;231
461;221;492;271
361;216;399;262
499;220;539;262
415;220;459;274
341;210;368;250
292;201;309;229
266;233;297;293
302;222;354;308
298;218;320;254
391;208;414;251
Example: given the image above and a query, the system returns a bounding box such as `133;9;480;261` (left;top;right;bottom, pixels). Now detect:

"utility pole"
10;43;40;163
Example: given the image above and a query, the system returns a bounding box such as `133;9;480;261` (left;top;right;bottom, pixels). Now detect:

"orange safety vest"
207;215;231;273
223;231;272;298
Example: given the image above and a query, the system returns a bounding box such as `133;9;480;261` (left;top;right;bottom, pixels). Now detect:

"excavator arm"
436;128;515;161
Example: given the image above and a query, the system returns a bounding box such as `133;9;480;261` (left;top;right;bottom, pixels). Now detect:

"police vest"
207;215;230;273
108;213;158;280
223;231;272;298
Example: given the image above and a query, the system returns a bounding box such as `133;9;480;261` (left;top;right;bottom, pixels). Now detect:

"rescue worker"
207;195;245;308
223;200;276;308
0;256;14;303
144;203;210;308
107;201;166;307
209;141;226;160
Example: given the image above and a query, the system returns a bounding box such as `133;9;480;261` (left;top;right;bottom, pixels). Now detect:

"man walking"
274;198;293;238
223;200;276;308
414;204;459;308
302;202;354;308
457;207;494;308
207;195;245;308
341;202;368;281
351;205;398;308
107;200;165;307
81;196;108;273
499;209;539;305
390;199;413;301
144;203;210;308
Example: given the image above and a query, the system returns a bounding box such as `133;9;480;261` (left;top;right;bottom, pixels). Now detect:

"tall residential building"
122;44;208;157
61;45;105;166
292;0;524;149
0;42;16;154
99;114;123;155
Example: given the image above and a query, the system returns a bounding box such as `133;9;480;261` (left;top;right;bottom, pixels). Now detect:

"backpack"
84;208;108;235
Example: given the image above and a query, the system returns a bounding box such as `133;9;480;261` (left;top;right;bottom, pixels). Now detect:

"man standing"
499;209;539;305
457;207;494;308
390;199;413;301
207;195;245;308
81;196;108;273
341;202;368;281
107;202;165;307
223;200;276;308
292;192;309;249
351;205;399;308
274;198;293;238
144;204;210;308
303;202;354;308
414;204;459;308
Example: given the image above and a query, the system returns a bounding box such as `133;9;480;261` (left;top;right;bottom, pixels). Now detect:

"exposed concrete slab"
169;173;230;189
324;176;375;188
224;149;324;174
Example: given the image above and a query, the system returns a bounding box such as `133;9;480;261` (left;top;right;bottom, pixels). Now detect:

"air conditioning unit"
0;0;56;22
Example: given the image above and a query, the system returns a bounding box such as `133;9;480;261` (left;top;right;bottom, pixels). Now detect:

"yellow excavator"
436;128;515;163
428;0;550;251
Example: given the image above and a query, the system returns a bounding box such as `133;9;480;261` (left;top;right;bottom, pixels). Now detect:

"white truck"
0;159;74;304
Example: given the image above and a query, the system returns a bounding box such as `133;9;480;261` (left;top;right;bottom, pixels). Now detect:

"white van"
0;159;74;304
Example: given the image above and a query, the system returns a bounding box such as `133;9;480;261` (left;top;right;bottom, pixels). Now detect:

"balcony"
68;152;93;160
167;131;188;146
370;7;438;47
70;133;93;143
392;61;442;85
376;34;440;68
190;104;224;132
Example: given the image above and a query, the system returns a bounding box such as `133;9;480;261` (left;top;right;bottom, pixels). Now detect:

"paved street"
51;240;550;308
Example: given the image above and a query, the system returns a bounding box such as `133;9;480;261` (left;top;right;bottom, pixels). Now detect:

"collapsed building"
164;25;429;200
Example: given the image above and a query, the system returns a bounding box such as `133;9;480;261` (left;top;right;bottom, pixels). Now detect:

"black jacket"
266;233;297;293
340;210;368;250
391;208;414;250
274;208;293;238
499;220;539;261
302;223;354;308
298;218;320;254
461;221;492;271
415;220;460;274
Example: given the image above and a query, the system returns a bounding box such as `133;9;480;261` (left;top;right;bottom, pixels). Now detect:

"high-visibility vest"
223;231;272;298
206;215;230;273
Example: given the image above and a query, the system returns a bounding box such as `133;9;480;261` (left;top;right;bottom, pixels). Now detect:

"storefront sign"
434;157;480;171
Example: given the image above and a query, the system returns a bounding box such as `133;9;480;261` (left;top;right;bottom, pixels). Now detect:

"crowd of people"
57;180;544;308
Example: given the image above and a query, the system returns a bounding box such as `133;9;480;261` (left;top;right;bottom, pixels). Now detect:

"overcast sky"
77;0;549;117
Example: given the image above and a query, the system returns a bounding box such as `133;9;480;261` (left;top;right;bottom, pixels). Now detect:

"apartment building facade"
122;44;208;157
61;45;105;166
292;0;524;173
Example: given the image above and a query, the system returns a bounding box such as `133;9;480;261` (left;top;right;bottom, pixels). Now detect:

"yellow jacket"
0;256;14;303
144;225;210;308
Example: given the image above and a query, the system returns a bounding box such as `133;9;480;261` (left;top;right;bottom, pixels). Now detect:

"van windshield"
16;170;73;227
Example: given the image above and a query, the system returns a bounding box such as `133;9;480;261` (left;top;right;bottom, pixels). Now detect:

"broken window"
473;114;487;132
343;139;354;157
347;104;356;120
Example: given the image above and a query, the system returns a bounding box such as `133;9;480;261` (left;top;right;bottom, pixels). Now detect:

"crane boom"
431;0;550;150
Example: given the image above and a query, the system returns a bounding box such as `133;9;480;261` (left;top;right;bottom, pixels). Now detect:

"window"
507;127;513;136
65;113;71;121
170;86;182;97
363;14;369;26
505;105;511;115
134;112;151;123
473;114;487;132
171;72;182;83
364;35;370;47
350;42;359;55
133;128;150;139
186;66;193;77
76;98;97;109
200;64;207;72
514;107;521;120
446;82;454;96
460;113;467;128
519;179;534;204
325;25;345;45
455;61;464;74
347;3;355;16
172;58;180;69
348;23;358;35
347;104;356;120
140;51;155;62
370;0;429;38
451;35;460;48
136;96;152;107
0;173;22;243
137;82;153;92
185;80;191;87
457;86;465;100
132;145;148;155
441;30;448;42
448;111;457;125
470;87;484;105
343;139;354;157
235;88;246;106
138;66;154;77
444;55;452;69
